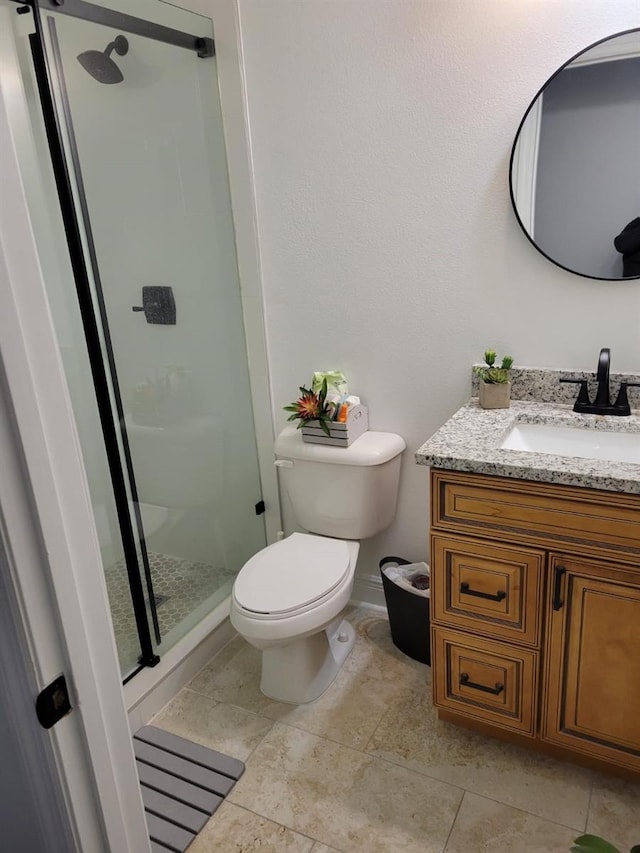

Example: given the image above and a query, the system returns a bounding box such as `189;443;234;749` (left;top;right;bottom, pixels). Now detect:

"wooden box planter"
301;405;369;447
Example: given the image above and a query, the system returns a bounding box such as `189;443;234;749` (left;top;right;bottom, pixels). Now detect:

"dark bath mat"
134;725;244;851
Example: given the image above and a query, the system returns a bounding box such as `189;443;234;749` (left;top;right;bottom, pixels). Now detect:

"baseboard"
350;571;388;613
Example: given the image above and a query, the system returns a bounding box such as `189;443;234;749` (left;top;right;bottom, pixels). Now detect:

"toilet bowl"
231;533;359;704
230;426;405;704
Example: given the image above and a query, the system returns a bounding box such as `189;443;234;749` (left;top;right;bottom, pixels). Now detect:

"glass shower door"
25;0;266;675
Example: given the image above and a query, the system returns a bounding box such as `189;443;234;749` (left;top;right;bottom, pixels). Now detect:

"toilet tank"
274;426;406;539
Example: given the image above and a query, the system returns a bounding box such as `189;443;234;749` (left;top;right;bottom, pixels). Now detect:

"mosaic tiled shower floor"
105;553;236;672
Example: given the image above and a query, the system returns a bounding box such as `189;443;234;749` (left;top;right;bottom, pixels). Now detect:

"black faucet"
594;347;611;408
560;347;640;416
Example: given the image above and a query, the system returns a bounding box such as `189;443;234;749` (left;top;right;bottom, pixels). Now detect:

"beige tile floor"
151;608;640;852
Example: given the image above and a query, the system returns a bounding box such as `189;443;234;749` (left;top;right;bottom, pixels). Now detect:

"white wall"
236;0;640;574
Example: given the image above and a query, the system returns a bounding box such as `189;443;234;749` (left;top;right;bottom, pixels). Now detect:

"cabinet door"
543;554;640;773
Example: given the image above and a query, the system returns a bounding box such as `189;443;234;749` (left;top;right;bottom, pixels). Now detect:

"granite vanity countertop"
415;399;640;494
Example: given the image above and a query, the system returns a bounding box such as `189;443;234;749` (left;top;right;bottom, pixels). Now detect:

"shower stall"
1;0;269;681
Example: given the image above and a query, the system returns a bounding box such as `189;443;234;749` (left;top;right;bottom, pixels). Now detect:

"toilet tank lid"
275;426;405;466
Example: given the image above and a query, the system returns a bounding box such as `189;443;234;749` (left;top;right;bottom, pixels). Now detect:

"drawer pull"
460;582;506;602
460;672;504;695
553;565;566;611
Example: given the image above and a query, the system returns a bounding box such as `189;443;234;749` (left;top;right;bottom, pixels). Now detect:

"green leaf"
571;834;622;853
476;351;513;382
318;377;328;407
319;418;331;435
486;367;509;384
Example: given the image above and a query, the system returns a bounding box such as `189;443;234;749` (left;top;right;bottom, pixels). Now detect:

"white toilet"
230;425;405;704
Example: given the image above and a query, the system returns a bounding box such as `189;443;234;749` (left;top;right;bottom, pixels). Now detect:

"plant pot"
478;380;511;409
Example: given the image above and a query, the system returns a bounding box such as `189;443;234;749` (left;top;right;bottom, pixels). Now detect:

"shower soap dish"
301;404;369;447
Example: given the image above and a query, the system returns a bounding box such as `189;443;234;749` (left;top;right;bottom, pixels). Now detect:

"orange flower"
283;379;332;435
294;390;321;420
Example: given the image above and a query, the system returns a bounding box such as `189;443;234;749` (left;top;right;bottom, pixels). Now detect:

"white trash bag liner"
380;560;430;598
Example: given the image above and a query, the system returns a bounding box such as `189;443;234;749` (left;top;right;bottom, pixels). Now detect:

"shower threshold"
105;552;235;675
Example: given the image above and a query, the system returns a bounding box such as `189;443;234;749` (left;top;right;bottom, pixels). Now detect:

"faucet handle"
613;381;640;415
559;377;591;409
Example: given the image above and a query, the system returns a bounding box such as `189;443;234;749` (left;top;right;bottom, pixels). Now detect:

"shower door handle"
132;285;176;325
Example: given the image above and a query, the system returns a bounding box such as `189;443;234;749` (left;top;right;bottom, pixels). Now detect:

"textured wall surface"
237;0;640;573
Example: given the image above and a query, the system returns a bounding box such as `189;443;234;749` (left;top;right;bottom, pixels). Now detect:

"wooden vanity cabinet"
429;468;640;777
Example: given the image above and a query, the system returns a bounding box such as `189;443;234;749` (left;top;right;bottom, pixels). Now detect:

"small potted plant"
473;349;514;409
283;378;333;436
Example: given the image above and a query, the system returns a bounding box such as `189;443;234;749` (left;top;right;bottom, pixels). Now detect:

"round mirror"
510;29;640;280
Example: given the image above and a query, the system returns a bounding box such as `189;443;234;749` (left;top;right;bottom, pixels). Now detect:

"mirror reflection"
510;29;640;280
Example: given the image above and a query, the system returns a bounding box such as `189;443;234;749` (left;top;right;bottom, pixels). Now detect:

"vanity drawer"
433;627;538;736
431;534;544;647
431;469;640;557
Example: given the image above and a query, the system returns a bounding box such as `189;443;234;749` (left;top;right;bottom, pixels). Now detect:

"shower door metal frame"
17;0;221;680
22;0;214;56
28;18;161;676
24;0;219;679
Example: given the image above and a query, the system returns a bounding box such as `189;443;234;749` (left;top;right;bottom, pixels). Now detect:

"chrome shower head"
77;35;128;84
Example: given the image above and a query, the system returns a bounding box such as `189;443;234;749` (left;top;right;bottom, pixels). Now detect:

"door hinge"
255;500;265;516
36;674;72;729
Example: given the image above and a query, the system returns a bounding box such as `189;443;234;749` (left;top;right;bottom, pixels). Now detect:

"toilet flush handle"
274;459;294;468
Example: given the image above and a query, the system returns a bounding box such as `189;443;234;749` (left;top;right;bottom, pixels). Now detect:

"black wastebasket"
380;557;430;665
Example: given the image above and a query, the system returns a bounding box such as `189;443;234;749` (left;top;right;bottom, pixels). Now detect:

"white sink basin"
501;423;640;464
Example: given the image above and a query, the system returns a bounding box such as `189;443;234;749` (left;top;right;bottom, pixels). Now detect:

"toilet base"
260;616;356;704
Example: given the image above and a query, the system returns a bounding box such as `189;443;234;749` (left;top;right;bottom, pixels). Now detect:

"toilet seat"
233;533;350;617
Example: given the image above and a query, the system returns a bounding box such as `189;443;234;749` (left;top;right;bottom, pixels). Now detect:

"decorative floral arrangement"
283;378;333;435
473;349;514;385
